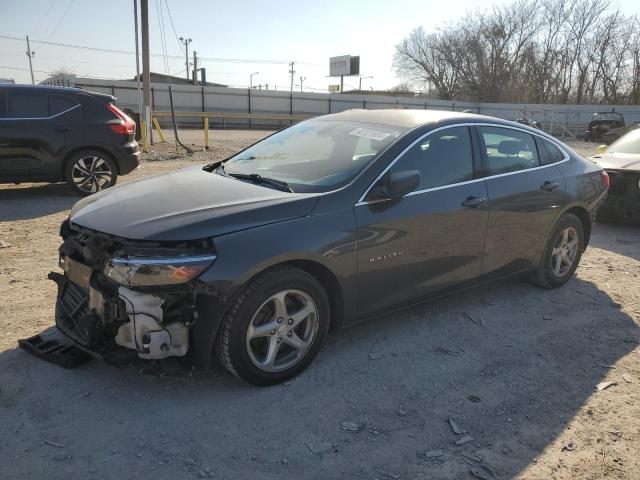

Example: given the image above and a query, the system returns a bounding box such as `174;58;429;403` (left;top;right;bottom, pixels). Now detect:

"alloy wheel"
245;289;319;372
551;226;579;277
71;156;114;193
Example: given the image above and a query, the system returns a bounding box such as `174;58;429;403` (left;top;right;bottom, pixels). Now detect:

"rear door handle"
541;181;560;192
461;196;486;208
55;126;72;132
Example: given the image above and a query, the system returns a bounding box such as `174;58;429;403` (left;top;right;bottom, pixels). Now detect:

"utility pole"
179;36;192;80
299;76;306;92
25;35;35;84
359;75;373;91
192;51;198;85
249;71;259;90
140;0;152;145
133;0;143;125
288;62;295;93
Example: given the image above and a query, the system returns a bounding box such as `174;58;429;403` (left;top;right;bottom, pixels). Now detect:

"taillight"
601;170;610;190
107;103;135;135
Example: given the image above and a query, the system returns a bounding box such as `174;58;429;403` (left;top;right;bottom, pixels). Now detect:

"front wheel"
216;266;330;386
530;213;585;288
64;150;118;196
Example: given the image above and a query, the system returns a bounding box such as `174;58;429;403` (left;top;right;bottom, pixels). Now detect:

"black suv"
0;84;139;195
584;111;625;143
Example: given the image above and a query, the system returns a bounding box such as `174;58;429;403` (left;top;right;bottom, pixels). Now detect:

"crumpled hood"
591;152;640;172
69;166;319;241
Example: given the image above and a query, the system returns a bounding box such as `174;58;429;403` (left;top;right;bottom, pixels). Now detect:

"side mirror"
368;170;420;201
597;144;608;154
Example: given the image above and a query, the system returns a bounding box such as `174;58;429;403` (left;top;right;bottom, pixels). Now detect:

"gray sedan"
51;110;607;385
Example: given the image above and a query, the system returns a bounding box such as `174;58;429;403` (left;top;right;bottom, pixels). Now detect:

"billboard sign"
330;55;360;76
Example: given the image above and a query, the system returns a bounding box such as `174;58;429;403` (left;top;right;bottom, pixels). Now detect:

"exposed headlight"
104;253;216;287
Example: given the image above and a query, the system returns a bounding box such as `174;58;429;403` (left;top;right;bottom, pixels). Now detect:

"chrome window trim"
0;103;81;121
355;122;571;206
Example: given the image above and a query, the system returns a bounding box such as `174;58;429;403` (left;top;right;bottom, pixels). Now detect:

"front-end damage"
51;219;227;365
598;170;640;222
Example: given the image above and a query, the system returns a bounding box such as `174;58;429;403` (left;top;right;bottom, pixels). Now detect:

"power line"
46;0;76;41
32;0;58;35
155;0;170;74
0;35;321;65
162;0;184;51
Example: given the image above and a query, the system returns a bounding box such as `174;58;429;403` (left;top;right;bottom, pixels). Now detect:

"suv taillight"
107;103;135;135
601;170;610;190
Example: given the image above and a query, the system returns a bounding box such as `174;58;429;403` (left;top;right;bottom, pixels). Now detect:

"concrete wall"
68;77;640;134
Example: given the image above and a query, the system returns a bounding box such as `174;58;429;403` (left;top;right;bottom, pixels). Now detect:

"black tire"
216;266;330;386
530;213;585;288
64;150;118;196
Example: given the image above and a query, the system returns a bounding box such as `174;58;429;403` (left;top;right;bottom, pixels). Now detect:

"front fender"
193;207;359;364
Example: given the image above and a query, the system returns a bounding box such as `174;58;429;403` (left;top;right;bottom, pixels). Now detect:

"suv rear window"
49;94;77;115
8;91;49;118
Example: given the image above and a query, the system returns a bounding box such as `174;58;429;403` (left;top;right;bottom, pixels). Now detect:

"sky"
0;0;638;91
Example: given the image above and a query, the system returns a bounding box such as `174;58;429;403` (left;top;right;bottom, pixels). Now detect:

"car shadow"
0;276;637;479
0;183;78;221
590;221;640;262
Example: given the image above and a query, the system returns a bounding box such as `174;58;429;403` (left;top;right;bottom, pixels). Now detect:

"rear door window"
8;91;49;118
49;94;78;116
479;126;539;175
388;126;474;190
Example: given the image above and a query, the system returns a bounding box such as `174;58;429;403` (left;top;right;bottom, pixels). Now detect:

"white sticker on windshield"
349;127;391;142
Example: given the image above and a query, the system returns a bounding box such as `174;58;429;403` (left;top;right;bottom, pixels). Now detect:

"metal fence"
58;77;640;136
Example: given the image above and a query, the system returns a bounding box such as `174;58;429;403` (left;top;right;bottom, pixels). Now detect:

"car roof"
0;83;114;100
316;108;524;129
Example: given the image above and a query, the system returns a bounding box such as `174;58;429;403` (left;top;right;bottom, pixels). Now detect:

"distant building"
40;72;226;88
131;72;226;88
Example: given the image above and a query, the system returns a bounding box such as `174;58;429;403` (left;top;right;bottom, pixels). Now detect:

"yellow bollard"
140;119;149;153
204;117;210;150
152;117;166;143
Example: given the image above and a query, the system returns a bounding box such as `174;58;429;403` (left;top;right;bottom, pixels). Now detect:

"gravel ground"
0;131;639;480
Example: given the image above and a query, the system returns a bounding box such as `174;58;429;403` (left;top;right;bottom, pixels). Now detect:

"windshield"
593;113;623;121
222;119;406;192
608;129;640;154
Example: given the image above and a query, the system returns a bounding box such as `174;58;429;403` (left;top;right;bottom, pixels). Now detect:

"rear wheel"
216;266;330;386
531;213;585;288
64;150;118;196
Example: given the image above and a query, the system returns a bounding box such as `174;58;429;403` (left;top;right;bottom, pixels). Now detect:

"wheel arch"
61;146;119;179
562;205;592;246
284;259;344;332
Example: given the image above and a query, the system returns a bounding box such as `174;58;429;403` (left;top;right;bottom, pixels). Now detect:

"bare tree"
393;27;463;100
393;0;640;104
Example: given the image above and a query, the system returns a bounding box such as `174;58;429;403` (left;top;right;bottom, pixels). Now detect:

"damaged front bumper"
51;220;227;364
599;170;640;222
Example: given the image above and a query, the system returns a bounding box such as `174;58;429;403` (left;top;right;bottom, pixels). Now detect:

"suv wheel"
531;213;585;288
217;266;330;386
64;150;118;196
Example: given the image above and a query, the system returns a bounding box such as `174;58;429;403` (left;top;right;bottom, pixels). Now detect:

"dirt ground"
0;131;639;480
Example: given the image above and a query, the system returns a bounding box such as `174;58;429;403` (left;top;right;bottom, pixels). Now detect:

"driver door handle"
541;181;560;192
461;196;486;208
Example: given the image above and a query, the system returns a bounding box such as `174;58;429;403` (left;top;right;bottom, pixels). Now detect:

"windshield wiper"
217;164;293;192
229;173;294;192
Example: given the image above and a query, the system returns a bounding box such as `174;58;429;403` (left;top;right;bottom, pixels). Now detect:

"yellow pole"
204;117;209;150
140;119;149;152
152;117;166;143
